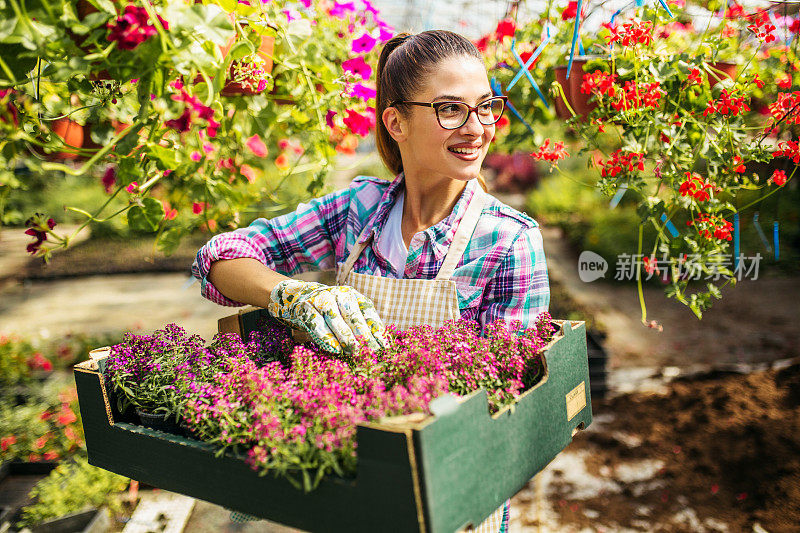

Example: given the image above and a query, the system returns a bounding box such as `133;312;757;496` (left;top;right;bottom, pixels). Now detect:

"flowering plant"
486;2;796;323
0;334;55;389
105;314;556;491
0;0;392;258
0;385;84;463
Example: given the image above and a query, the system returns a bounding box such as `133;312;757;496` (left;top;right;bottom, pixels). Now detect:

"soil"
531;362;800;532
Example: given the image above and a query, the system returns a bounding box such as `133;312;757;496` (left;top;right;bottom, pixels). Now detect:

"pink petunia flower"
342;56;373;80
351;33;377;54
240;164;257;183
343;108;376;137
325;110;338;128
330;1;357;18
102;166;117;194
245;134;269;157
348;82;376;101
107;5;169;51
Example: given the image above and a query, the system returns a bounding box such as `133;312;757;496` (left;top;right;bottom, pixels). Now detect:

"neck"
401;171;468;242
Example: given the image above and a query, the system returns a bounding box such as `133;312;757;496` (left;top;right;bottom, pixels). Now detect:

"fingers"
296;299;343;354
334;289;383;352
306;290;357;352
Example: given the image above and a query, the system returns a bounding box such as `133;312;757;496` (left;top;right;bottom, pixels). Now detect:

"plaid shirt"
192;174;549;329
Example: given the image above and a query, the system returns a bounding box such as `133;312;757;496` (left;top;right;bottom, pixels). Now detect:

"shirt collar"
362;173;480;262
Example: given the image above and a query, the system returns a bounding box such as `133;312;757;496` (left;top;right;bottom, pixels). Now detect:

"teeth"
449;147;479;155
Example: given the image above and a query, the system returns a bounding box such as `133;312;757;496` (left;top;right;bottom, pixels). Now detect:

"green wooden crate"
74;318;591;533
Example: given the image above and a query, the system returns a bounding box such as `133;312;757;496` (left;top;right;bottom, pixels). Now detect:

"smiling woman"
192;30;551;531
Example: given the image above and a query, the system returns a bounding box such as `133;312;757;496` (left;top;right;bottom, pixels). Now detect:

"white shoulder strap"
435;184;487;280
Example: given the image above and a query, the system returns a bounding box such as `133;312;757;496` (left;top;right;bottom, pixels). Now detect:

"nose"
459;109;487;136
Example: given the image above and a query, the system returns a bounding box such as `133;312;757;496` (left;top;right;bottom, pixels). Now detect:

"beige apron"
336;184;507;533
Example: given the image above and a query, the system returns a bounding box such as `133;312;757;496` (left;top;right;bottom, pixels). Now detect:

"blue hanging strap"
506;39;550;107
609;184;627;208
753;212;772;252
733;213;740;269
660;213;679;238
490;77;536;137
773;221;780;261
656;0;674;17
506;28;554;91
566;0;583;80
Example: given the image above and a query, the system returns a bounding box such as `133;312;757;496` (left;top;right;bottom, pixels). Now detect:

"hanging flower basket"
708;61;737;87
46;118;84;161
553;56;601;119
219;32;275;96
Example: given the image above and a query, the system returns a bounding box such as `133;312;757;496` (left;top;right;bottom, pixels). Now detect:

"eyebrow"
433;92;493;102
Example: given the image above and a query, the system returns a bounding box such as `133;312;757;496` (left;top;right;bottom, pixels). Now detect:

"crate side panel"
75;370;421;533
416;322;592;533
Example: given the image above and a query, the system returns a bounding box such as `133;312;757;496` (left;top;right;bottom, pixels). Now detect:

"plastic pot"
135;408;183;435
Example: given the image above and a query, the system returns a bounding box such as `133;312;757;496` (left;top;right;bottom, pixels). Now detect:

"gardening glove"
267;280;387;354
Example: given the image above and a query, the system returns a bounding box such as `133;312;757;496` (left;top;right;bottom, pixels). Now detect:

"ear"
382;106;408;143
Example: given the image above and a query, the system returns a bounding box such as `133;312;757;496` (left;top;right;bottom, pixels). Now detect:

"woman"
192;30;549;533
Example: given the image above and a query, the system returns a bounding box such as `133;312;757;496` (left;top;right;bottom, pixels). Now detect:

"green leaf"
128;197;164;232
228;39;254;61
147;142;179;170
156;227;184;256
167;3;234;47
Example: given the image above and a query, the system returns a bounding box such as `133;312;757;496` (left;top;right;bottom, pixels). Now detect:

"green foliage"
17;457;129;529
1;0;388;258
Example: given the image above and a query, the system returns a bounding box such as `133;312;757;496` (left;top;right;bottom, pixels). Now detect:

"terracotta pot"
49;118;85;160
554;57;598;119
708;61;737;87
76;0;99;19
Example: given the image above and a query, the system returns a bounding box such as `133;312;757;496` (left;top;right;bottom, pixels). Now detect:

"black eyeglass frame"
391;96;509;130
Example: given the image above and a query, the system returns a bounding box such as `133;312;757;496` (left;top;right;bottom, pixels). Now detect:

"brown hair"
375;30;488;190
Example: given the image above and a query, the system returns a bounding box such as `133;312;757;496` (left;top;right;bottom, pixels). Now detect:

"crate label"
566;381;586;421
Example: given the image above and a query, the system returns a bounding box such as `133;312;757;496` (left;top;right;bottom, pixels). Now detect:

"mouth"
447;144;482;161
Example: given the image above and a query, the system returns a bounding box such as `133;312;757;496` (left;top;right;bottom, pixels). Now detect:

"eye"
439;103;463;116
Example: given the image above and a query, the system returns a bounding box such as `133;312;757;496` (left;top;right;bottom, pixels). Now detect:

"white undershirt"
376;191;409;278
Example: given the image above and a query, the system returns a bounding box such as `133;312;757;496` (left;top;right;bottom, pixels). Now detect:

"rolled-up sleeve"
191;187;352;306
479;224;550;330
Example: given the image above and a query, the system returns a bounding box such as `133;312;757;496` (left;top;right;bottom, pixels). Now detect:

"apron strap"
336;224;373;285
336;180;488;285
435;183;487;280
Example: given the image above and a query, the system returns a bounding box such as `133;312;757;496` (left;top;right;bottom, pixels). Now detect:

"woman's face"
392;55;495;184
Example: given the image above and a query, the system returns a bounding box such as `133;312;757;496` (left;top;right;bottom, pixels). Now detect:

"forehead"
416;56;491;102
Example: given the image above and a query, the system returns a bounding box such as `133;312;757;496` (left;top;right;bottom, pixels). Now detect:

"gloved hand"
267;280;387;354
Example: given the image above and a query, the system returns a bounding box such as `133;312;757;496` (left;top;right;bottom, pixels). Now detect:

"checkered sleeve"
191;187;352;307
479;224;550;330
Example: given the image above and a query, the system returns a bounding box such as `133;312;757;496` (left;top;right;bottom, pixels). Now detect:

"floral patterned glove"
267;280;387;354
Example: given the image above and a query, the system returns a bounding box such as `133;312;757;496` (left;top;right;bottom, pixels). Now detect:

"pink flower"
378;25;394;43
245;134;269;157
240;164;257;183
107;5;169;51
190;151;202;162
283;9;300;22
163;201;178;220
351;33;377;54
348;82;376;101
125;181;138;193
165;109;192;132
342;56;373;80
343;108;375;137
202;142;215;155
192;202;209;214
330;1;357;18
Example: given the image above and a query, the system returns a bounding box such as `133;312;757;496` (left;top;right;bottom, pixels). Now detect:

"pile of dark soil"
550;362;800;532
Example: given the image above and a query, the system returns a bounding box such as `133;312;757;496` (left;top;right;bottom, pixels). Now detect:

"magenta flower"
23;215;56;255
330;1;357;18
360;0;380;16
378;24;394;43
351;33;377;54
125;181;138;193
245;134;269;157
343;108;375;136
348;83;376;101
190;151;202;162
342;56;372;80
102;166;117;193
283;9;300;22
107;5;168;51
165;109;192;132
325;110;337;128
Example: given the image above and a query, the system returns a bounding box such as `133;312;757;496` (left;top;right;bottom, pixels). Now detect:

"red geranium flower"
770;169;787;186
107;5;168;51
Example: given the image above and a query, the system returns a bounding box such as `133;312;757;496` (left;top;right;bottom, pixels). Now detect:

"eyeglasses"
392;96;508;130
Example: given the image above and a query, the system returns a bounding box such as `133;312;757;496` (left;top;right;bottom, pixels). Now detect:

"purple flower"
325;110;338;128
351;33;377;54
342;56;372;80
